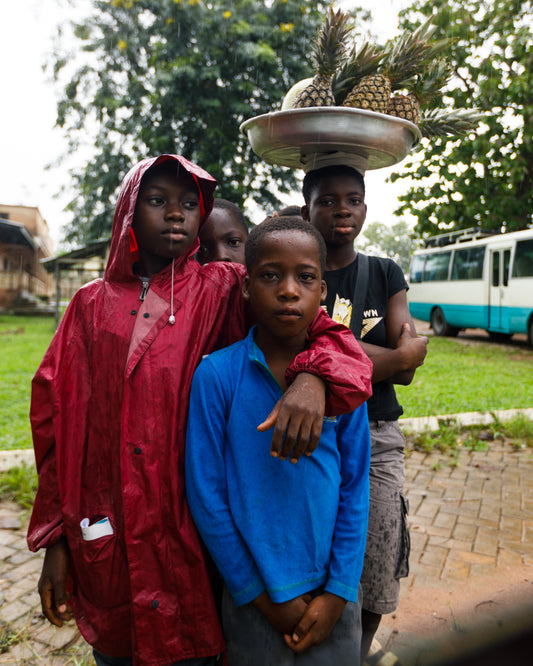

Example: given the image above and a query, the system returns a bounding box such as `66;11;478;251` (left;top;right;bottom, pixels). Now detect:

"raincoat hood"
105;154;217;282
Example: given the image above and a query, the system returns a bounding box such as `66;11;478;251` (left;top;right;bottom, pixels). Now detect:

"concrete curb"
399;407;533;433
0;449;35;472
1;408;531;472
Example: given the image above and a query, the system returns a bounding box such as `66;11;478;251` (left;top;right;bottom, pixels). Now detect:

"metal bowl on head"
240;107;422;171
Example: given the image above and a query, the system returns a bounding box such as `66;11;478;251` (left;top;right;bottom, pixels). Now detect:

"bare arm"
361;290;428;386
38;537;73;627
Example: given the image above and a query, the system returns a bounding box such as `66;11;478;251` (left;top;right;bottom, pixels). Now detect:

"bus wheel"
431;307;459;337
528;319;533;348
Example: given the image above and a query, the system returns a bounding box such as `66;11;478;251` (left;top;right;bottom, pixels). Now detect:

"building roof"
41;238;110;272
0;218;38;250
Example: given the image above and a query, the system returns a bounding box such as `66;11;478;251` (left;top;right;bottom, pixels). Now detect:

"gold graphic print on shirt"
361;310;383;338
331;295;383;339
331;295;352;327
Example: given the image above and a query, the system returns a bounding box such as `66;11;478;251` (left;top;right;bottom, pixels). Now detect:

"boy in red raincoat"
27;155;372;666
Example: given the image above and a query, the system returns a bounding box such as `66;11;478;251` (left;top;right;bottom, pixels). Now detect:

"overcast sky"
0;0;411;249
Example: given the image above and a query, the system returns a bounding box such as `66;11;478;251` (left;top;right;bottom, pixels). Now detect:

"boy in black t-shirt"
301;164;428;661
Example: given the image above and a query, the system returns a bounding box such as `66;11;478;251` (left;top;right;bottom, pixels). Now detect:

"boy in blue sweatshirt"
185;216;371;665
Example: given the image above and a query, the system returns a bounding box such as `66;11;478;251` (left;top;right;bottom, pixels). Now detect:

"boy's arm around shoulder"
185;356;265;606
260;309;372;462
285;308;373;415
221;271;372;461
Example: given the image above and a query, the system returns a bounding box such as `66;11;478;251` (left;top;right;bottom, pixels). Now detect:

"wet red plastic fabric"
27;154;372;665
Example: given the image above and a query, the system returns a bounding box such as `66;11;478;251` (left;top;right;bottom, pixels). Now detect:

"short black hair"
302;165;365;204
212;198;249;235
276;205;303;218
245;216;327;276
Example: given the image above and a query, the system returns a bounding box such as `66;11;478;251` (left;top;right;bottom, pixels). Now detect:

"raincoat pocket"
70;518;129;609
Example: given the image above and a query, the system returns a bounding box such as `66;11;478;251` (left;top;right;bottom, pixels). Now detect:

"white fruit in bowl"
280;78;314;110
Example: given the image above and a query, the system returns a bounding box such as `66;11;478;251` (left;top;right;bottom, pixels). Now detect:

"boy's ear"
301;204;310;221
320;279;327;304
242;275;250;301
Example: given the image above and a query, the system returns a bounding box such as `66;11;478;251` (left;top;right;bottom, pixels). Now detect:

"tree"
53;0;370;244
390;0;533;237
357;221;419;274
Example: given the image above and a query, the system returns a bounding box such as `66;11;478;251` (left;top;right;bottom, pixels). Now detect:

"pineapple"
332;40;385;104
292;8;352;108
388;59;453;125
387;93;420;124
341;18;452;120
342;74;391;113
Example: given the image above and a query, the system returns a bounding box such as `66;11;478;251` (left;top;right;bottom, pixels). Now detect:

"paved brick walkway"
377;439;533;664
1;437;532;665
0;503;90;664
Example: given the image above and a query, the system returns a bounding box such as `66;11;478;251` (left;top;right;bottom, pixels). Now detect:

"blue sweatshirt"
185;328;370;606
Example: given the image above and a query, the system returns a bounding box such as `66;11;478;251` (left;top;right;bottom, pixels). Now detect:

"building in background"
0;204;54;310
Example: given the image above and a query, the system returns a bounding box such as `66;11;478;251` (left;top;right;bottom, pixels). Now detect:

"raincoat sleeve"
286;308;373;416
27;293;90;551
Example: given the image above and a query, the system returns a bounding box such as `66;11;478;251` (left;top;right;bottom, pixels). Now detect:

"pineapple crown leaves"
409;58;455;105
383;17;455;90
332;40;386;104
418;108;485;138
311;7;353;78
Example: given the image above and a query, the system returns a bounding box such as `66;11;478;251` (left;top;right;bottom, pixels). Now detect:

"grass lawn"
0;315;57;450
0;314;532;451
397;335;533;418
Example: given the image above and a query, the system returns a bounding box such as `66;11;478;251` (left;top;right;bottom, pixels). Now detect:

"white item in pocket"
80;516;114;541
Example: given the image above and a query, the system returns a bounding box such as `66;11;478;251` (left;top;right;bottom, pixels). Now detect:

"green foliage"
396;336;533;417
502;412;533;444
0;464;38;509
0;620;27;655
390;0;533;236
462;431;488;451
51;0;369;244
405;413;533;458
357;220;420;273
0;316;55;450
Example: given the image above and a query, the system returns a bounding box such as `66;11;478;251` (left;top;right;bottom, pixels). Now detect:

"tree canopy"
358;221;419;274
55;0;369;244
391;0;533;237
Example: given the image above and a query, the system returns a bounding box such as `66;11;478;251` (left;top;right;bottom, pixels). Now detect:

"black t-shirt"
323;254;408;421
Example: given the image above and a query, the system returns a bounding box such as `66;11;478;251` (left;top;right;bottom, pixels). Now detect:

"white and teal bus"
408;227;533;346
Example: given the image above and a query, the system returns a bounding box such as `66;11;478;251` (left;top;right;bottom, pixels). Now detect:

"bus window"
409;254;425;283
503;249;510;286
492;252;500;286
451;246;485;280
423;251;451;281
512;239;533;277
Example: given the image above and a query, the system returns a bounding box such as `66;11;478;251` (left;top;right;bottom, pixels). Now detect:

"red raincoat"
27;155;372;665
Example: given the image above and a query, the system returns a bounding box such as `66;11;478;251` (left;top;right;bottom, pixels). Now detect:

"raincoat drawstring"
169;258;176;325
